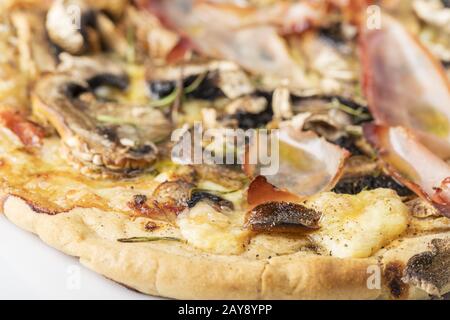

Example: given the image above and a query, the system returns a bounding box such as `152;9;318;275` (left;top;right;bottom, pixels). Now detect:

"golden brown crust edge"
2;195;446;300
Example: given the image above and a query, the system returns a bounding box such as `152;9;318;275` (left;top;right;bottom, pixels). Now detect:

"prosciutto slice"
360;13;450;158
364;124;450;217
246;176;302;209
139;0;338;87
244;126;349;203
361;13;450;217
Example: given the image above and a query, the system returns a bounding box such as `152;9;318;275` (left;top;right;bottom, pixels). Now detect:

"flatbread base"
3;195;447;300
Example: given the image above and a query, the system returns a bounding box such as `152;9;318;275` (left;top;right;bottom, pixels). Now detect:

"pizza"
0;0;449;300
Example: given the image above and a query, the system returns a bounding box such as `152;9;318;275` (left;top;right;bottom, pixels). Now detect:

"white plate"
0;214;157;300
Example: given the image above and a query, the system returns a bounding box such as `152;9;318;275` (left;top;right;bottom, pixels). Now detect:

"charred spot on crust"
384;261;409;299
144;221;159;231
188;191;234;211
333;175;413;196
11;194;71;216
442;0;450;8
128;195;153;215
133;194;148;206
403;238;450;297
245;201;321;233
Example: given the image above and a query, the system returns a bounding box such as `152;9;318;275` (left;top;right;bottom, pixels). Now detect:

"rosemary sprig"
184;72;207;94
148;72;207;109
330;98;370;119
117;236;183;243
96;115;125;124
148;87;180;108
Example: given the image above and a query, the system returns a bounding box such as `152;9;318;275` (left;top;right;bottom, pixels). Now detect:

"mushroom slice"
364;124;450;217
402;238;450;297
46;0;128;56
32;70;171;178
413;0;450;34
57;53;128;82
188;190;234;212
127;180;193;222
244;126;349;197
46;0;90;55
153;180;193;212
360;13;450;158
289;29;358;95
245;201;321;233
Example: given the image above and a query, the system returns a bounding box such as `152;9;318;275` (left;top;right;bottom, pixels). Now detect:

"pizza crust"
0;195;379;299
3;195;449;300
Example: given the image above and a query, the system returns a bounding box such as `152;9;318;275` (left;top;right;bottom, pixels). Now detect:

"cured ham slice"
360;13;450;158
361;13;450;217
245;126;349;204
247;176;302;209
364;124;450;217
139;0;338;86
0;110;45;147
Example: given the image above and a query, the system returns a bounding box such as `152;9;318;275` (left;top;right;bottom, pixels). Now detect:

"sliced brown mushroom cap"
245;201;322;233
413;0;450;34
402;238;450;297
32;58;172;178
187;190;234;212
153;180;193;213
127;180;234;221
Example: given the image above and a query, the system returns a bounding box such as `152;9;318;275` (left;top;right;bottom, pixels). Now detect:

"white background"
0;214;157;300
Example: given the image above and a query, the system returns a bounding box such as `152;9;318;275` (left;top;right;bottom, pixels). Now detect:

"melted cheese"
0;115;410;259
177;202;250;255
306;189;409;258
